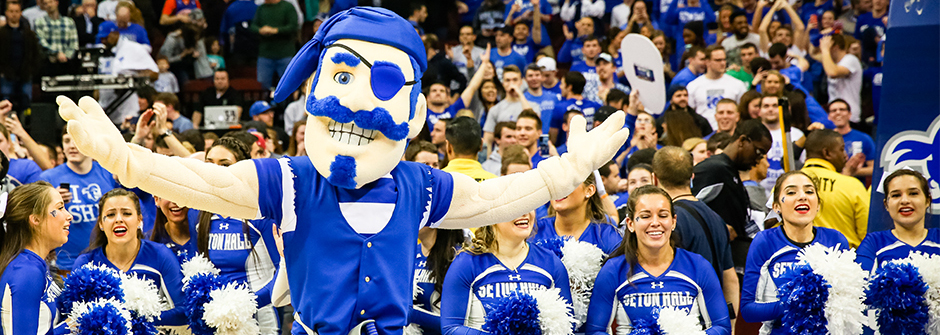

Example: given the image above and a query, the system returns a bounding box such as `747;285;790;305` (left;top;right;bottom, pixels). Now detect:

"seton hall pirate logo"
880;115;940;214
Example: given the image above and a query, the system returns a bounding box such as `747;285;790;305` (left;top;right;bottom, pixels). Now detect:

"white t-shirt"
482;99;541;133
827;54;863;123
687;74;748;129
610;3;631;30
721;33;761;64
760;126;805;194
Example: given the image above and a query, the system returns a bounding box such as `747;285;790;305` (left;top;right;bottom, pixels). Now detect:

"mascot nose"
339;84;377;114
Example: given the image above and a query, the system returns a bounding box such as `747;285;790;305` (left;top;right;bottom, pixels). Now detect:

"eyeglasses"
326;43;417;101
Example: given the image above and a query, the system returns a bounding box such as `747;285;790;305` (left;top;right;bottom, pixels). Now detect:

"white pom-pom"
181;254;220;285
531;287;576;335
403;323;423;335
796;244;867;335
121;273;168;320
559;240;606;326
657;306;706;335
905;251;940;335
68;298;133;334
203;283;260;335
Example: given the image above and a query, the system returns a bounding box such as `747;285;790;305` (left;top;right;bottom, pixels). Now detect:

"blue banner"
869;0;940;231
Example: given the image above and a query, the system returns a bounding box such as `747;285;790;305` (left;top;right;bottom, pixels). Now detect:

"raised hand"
58;96;129;167
563;112;631;176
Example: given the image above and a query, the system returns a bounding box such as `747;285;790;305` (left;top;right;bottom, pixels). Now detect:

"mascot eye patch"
326;43;417;101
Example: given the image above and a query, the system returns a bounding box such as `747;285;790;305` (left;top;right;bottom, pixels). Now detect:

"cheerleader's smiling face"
884;175;929;228
99;195;142;244
628;194;676;251
495;211;536;242
773;173;819;227
39;188;72;248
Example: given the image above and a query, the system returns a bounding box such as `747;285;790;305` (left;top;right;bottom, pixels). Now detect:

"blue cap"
249;101;273;117
272;6;427;102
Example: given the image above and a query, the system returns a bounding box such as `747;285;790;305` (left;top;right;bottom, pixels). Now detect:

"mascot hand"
57;96;138;182
562;111;630;174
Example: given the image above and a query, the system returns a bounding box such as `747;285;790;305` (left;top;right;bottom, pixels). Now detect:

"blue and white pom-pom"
121;273;167;335
203;282;260;335
483;288;576;335
776;244;867;335
534;237;606;327
182;254;226;335
67;298;132;335
657;307;706;335
866;251;940;335
60;263;125;315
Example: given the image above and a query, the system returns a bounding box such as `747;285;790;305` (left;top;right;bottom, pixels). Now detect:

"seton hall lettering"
621;291;695;308
476;282;546;299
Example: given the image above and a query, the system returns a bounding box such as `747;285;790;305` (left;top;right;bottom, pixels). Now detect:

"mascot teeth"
329;120;376;146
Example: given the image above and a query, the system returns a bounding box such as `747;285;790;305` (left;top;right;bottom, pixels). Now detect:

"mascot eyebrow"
331;52;361;67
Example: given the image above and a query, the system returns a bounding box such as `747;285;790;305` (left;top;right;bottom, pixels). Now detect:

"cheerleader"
196;137;280;334
72;188;187;326
0;181;71;334
585;185;731;335
413;228;465;335
740;171;849;334
856;169;940;273
149;195;198;263
529;173;622;254
440;211;573;335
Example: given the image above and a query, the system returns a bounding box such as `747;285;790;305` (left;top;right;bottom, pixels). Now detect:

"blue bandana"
273;7;427;104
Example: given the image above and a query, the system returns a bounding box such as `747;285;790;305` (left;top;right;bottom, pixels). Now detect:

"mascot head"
274;7;427;189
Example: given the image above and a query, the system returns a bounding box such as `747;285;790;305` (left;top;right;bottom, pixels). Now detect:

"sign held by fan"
619;34;665;115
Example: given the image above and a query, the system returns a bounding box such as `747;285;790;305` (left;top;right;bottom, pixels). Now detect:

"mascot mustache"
307;95;410;142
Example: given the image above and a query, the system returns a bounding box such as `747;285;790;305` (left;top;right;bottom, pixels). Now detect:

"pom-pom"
533;237;566;259
184;273;226;335
403;323;423;335
482;291;543;335
558;240;606;326
906;251;940;335
865;261;929;334
181;254;220;287
129;311;160;335
68;298;132;335
60;263;125;315
796;244;867;335
777;266;829;335
203;282;260;335
531;288;576;335
657;307;705;335
121;273;167;320
628;314;663;335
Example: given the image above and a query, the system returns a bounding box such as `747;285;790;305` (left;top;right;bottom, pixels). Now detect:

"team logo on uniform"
508;274;522;281
651;281;664;289
880;115;940;213
81;184;102;202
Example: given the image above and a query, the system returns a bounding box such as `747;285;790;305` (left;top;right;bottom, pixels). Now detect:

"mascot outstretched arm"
58;7;628;335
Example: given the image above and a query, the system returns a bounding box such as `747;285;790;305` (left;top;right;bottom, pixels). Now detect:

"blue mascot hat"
273;7;428;103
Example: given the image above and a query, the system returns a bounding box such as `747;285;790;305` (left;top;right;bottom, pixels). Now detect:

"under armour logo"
418;261;427;268
508;274;522;281
219;222;230;230
651;282;664;289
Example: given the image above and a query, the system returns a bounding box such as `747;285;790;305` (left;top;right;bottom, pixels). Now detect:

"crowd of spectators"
0;0;895;333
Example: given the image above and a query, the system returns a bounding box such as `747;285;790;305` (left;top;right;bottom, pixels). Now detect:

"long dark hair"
662;110;703;147
87;189;144;253
607;185;679;280
0;181;55;279
149;199;189;244
427;229;465;305
197;138;251;259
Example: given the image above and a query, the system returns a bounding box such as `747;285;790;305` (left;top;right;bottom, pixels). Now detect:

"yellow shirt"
801;158;870;248
442;158;497;182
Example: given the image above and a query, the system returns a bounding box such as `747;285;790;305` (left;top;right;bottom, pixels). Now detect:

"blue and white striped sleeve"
440;253;489;335
427;167;455;228
253;158;285;223
585;259;620;335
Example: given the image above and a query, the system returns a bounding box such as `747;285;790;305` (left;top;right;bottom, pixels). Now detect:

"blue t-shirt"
512;38;543;64
0;250;63;335
203;215;280;307
585;248;732;335
490;49;527;80
854;12;886;41
779;65;803;87
841;129;875;161
671;67;701;88
674;199;734;273
863;66;883;122
530;217;622;254
440;244;573;335
39;162;119;270
543;81;562;97
254;157;453;335
557;37;584;64
551;98;602;146
73;240;187;326
412;246;441;335
524;90;561;134
96;21;150;45
740;226;848;333
504;0;552;51
428;99;466;127
855;229;940;274
799;0;833;25
570;62;603;105
7;158;42;185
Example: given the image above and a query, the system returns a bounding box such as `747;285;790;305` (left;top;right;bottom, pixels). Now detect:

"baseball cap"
189;8;205;22
537;57;556;72
596;53;613;64
249;101;273;117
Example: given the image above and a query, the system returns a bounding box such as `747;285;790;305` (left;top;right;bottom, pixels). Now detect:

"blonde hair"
464;225;498;255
